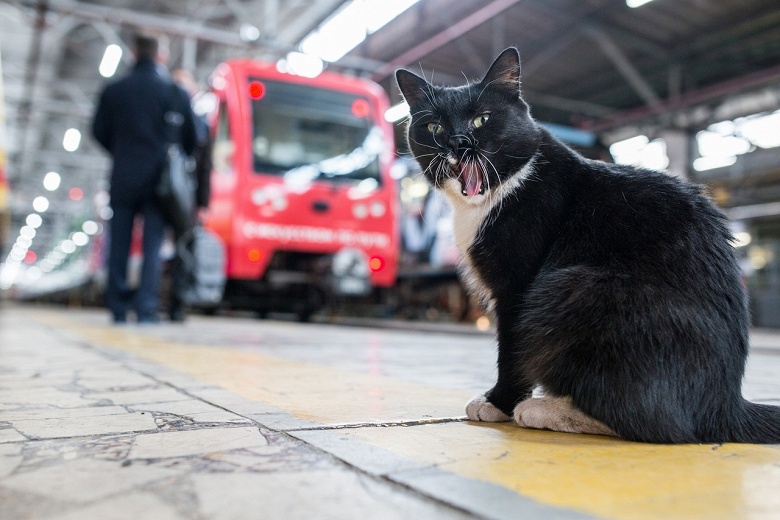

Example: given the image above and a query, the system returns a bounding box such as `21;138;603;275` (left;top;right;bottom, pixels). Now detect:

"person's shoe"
112;312;127;324
169;308;186;323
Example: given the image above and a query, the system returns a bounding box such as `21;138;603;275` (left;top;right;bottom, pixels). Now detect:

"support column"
659;129;691;179
182;36;197;72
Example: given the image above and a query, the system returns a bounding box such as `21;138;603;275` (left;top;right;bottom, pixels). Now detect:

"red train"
201;60;399;317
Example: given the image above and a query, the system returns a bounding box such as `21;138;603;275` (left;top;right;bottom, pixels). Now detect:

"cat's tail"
731;401;780;444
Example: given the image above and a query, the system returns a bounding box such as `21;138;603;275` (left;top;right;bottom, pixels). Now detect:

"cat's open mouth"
453;162;486;197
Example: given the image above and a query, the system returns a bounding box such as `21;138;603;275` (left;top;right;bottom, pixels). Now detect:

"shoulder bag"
155;83;196;236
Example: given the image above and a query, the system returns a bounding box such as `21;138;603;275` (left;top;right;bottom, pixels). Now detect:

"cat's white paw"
514;396;617;436
465;394;511;422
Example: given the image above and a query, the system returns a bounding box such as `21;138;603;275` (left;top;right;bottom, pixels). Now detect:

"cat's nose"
448;136;465;155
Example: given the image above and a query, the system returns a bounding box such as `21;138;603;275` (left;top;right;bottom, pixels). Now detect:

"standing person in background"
92;32;197;324
168;68;212;322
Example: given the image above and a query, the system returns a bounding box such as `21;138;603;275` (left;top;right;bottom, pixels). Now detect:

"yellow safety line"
43;313;473;424
37;310;780;520
344;422;780;520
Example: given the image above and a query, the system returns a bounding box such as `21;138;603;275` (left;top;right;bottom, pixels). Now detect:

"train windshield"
250;78;382;185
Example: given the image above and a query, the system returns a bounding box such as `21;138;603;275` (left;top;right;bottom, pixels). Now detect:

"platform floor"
1;304;779;520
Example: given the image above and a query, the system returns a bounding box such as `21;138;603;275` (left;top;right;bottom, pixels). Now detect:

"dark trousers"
169;226;193;317
106;198;166;321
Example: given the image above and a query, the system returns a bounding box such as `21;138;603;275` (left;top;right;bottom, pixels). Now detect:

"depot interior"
1;0;780;326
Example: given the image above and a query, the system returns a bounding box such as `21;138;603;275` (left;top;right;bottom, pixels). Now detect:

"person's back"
94;57;195;206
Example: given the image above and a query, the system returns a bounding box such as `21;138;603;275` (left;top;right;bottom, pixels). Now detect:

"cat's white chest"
444;180;497;309
453;202;495;310
451;199;493;253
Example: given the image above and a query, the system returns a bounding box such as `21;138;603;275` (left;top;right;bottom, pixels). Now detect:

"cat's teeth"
460;183;485;197
458;163;485;197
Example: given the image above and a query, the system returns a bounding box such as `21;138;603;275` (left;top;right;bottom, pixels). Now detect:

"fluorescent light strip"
626;0;655;7
298;0;419;65
384;101;410;122
99;44;123;78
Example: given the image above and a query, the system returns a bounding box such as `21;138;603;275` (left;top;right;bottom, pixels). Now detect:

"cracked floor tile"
11;409;158;439
129;426;269;460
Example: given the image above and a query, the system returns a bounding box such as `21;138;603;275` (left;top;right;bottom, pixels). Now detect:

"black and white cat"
396;48;780;444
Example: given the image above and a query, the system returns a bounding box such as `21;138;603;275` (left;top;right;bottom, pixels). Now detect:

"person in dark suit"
92;32;197;323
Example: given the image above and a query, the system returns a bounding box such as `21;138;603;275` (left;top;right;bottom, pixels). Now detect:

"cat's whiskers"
410;108;433;118
482;144;504;155
435;158;449;191
418;68;440;108
461;72;474;102
478;149;507;227
420;153;447;192
408;137;438;151
475;152;490;194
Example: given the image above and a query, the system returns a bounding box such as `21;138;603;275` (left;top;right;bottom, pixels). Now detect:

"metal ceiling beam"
521;28;583;78
522;0;666;59
438;8;488;74
263;0;279;39
371;0;523;82
556;5;780;115
582;25;661;107
581;63;780;132
37;0;266;49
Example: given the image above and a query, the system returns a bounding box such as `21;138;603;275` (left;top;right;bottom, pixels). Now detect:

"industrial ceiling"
2;0;780;259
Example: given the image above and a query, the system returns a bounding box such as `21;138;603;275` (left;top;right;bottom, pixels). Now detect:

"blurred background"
1;0;779;327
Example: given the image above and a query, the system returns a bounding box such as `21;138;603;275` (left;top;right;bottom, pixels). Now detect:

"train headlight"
369;256;385;272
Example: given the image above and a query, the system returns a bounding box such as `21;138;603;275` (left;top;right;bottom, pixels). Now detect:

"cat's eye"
472;113;490;128
427;122;444;135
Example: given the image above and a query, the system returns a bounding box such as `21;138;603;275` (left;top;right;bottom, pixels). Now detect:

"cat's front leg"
466;309;532;422
466;382;530;422
466;393;511;421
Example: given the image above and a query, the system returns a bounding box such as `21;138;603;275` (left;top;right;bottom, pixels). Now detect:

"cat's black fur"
396;48;780;444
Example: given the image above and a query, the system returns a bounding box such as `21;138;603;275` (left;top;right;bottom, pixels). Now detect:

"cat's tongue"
458;163;485;197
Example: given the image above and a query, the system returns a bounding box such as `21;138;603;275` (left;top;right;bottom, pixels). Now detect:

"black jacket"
92;59;197;207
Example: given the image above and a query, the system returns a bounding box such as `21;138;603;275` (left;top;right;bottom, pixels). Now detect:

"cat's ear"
481;47;521;96
395;69;431;107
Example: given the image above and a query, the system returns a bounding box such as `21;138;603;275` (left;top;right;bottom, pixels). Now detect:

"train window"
212;100;235;176
249;79;381;185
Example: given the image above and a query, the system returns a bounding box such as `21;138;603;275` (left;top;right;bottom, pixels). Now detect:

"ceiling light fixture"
99;44;123;78
43;171;61;191
626;0;655;7
32;196;49;213
63;128;81;152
